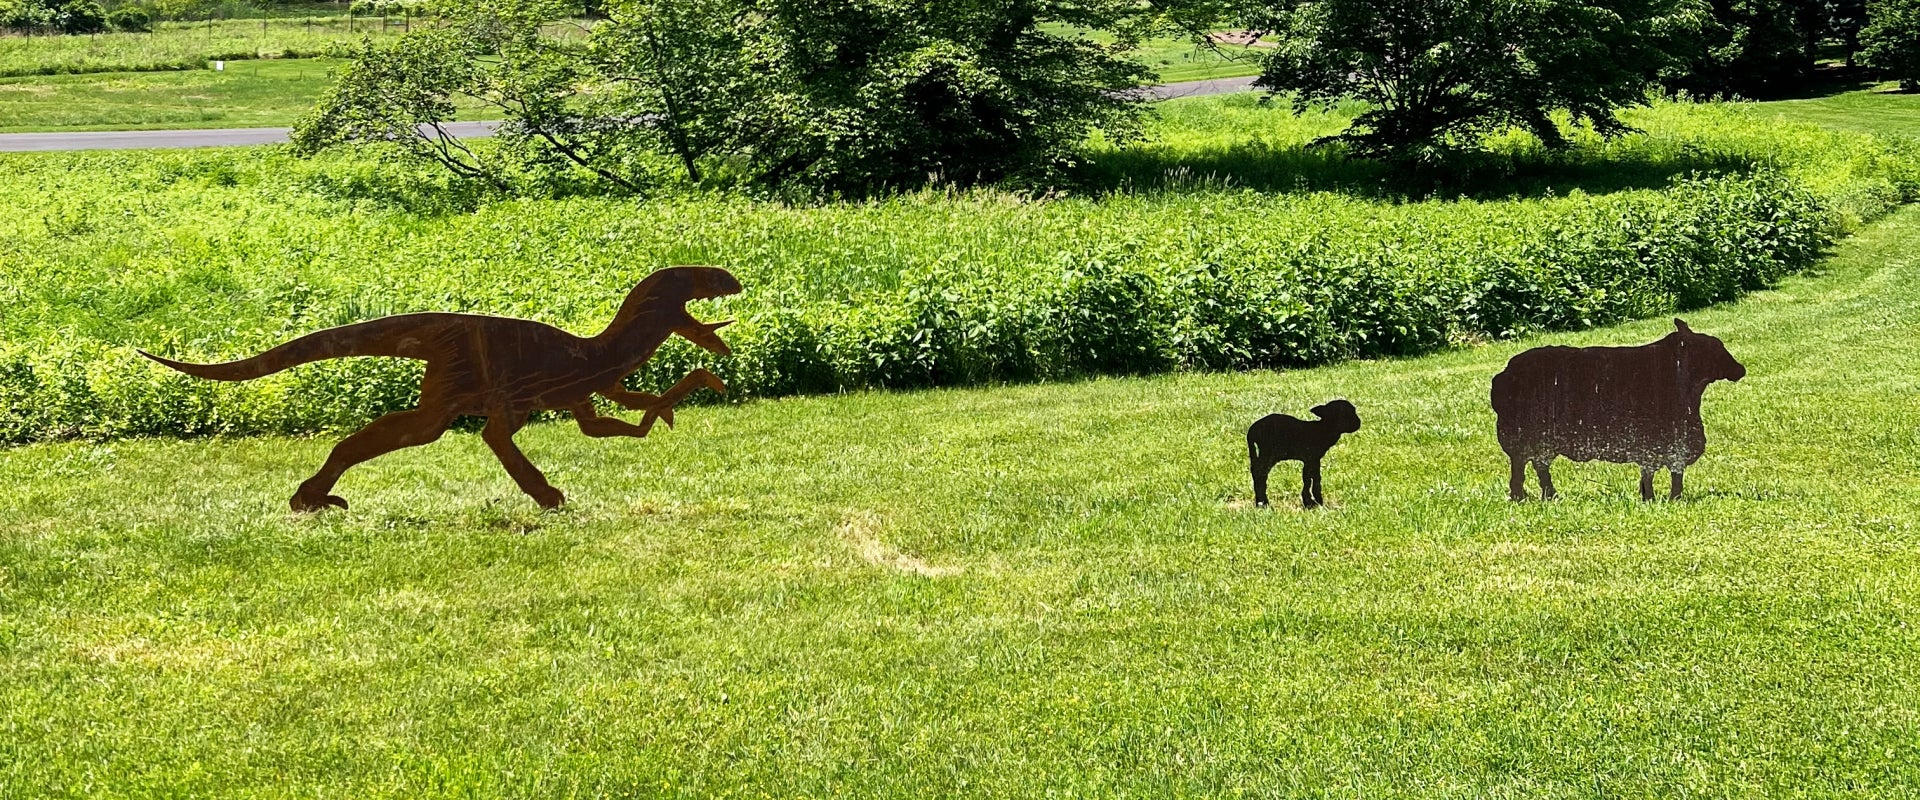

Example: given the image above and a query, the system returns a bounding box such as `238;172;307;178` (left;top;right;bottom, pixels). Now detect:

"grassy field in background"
0;58;500;132
0;17;409;77
1130;34;1263;83
1763;81;1920;136
0;58;341;131
3;193;1919;798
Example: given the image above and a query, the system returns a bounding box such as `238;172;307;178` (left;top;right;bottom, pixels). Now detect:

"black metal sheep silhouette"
1491;319;1745;501
1247;399;1361;509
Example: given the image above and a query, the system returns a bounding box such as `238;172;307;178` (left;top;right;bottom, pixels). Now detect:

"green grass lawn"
0;58;499;132
4;199;1920;795
0;17;408;77
1761;81;1920;137
1132;35;1263;83
0;58;340;132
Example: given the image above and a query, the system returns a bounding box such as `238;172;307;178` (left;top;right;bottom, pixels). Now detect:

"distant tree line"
285;0;1918;192
0;0;151;32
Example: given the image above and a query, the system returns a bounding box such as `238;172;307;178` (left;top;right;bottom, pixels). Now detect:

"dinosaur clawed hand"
638;368;727;434
638;403;676;434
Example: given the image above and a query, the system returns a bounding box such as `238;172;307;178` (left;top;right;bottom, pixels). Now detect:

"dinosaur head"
612;266;742;355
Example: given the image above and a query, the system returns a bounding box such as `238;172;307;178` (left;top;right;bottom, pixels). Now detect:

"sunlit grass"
3;202;1919;798
0;17;405;77
1760;80;1920;138
0;58;500;132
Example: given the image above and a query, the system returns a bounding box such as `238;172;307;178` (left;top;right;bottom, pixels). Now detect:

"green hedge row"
637;171;1835;395
0;169;1841;445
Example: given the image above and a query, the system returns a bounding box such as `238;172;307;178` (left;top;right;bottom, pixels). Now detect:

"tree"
1828;0;1872;65
1245;0;1689;168
0;0;54;28
1861;0;1920;88
52;0;105;32
295;0;1152;195
1660;0;1817;97
106;4;152;31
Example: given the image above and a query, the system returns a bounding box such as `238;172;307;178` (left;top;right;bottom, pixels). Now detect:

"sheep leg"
1639;466;1657;501
1508;456;1529;502
1302;458;1323;509
1670;469;1684;500
1532;457;1558;500
1250;457;1275;508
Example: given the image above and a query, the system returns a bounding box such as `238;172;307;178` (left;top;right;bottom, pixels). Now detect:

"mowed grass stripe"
2;210;1919;795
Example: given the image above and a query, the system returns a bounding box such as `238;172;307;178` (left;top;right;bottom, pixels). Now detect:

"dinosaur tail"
138;313;445;382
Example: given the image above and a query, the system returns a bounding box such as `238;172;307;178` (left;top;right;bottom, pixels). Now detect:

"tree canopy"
294;0;1151;195
1241;0;1690;166
1861;0;1920;89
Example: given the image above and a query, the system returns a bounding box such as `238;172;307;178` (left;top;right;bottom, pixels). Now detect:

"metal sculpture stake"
1491;318;1745;502
1247;399;1361;509
141;265;741;511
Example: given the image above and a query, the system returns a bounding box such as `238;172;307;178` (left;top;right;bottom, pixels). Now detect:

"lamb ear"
1673;318;1692;333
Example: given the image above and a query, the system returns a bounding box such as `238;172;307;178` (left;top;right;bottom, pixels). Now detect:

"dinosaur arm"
592;369;727;434
599;369;726;411
599;385;661;411
572;401;663;439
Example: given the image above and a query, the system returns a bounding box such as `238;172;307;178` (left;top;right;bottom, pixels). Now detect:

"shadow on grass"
1079;139;1762;201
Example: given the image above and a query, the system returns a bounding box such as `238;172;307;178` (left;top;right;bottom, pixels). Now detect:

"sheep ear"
1673;318;1691;333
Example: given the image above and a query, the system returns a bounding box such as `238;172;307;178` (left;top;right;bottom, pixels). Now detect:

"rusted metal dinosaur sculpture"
141;265;740;512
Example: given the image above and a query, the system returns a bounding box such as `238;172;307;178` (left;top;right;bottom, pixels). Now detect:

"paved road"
1142;75;1258;100
0;77;1260;153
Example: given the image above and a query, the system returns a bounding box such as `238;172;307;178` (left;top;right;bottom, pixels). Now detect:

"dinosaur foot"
531;487;566;510
290;492;348;513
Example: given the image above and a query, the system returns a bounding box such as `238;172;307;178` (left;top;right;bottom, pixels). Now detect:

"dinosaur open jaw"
679;318;734;356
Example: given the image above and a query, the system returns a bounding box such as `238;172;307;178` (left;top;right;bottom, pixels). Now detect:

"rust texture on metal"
141;265;740;511
1491;318;1745;502
1247;399;1361;509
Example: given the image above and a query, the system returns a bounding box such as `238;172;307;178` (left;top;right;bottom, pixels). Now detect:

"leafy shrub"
105;5;151;32
54;0;104;33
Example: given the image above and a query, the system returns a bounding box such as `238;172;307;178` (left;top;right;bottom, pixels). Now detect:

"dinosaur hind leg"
293;405;458;512
483;412;565;509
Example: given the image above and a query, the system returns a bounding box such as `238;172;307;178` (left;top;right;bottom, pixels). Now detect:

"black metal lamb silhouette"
1491;318;1745;501
140;266;740;511
1247;399;1361;508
